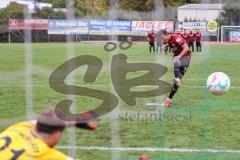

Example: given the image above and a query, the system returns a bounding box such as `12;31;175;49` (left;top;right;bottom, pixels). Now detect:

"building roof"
178;3;223;10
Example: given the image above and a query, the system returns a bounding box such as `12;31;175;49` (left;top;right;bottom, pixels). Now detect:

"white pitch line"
145;103;161;106
2;83;240;89
56;146;240;153
1;78;240;84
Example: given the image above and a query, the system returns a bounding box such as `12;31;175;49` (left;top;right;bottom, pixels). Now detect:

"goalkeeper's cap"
37;108;67;133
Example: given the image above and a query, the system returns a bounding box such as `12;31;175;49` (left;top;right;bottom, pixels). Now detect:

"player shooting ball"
0;108;96;160
159;29;192;107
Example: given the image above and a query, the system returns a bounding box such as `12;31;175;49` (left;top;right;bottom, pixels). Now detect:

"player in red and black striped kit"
195;30;202;52
188;30;195;52
182;30;189;45
159;29;192;107
147;30;156;54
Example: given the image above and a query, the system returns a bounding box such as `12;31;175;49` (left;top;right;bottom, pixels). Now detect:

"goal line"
57;146;240;154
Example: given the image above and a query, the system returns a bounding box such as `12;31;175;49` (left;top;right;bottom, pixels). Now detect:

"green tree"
75;0;109;17
0;2;25;24
163;0;200;8
219;1;240;25
117;0;154;11
38;0;65;8
38;0;53;3
52;0;65;8
33;7;66;19
117;0;201;11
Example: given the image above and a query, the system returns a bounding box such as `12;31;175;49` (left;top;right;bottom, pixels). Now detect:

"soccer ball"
206;72;230;95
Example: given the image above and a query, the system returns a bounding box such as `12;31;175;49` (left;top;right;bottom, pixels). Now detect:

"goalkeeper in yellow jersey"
0;108;97;160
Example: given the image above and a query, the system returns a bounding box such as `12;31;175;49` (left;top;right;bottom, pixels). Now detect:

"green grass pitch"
0;43;239;160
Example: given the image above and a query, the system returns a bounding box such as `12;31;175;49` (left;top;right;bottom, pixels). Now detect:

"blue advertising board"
229;31;240;41
89;20;131;35
48;20;88;35
48;19;131;35
111;20;131;35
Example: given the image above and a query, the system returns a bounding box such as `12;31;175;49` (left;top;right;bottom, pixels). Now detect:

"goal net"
221;26;240;44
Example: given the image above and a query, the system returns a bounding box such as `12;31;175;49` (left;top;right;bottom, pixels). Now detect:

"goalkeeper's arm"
68;121;97;131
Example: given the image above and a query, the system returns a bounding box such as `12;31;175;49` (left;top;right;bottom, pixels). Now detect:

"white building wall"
178;9;222;21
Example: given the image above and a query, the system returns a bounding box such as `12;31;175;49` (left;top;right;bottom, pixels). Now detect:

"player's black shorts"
173;56;191;78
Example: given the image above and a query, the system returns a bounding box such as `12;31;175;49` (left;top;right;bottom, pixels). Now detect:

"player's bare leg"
162;57;190;107
161;77;181;107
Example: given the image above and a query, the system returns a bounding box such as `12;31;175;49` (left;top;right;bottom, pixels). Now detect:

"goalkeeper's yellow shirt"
0;121;72;160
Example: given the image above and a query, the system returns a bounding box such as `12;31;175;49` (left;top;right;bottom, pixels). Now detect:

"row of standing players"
147;30;202;54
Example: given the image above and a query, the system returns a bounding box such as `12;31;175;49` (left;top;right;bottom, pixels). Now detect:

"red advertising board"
132;21;173;31
9;19;48;30
131;21;174;36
